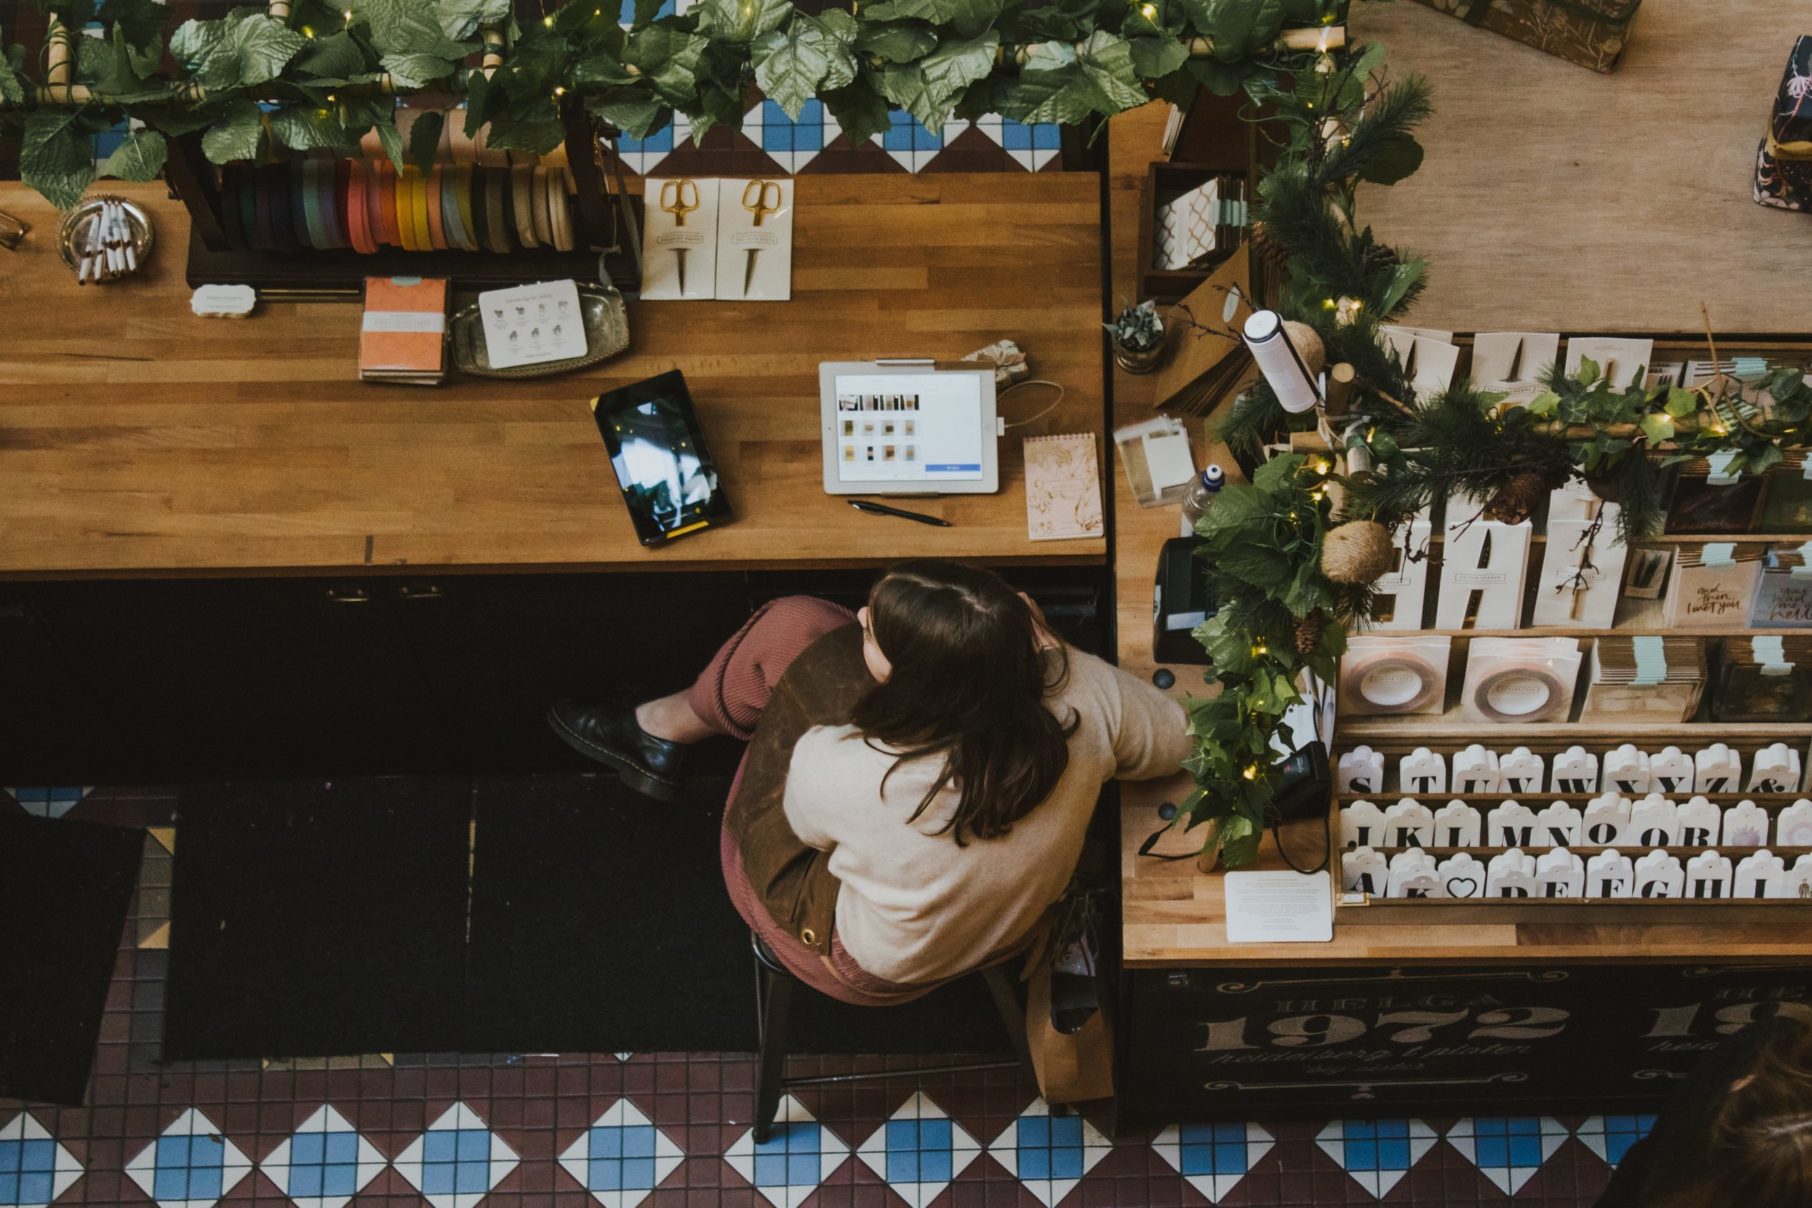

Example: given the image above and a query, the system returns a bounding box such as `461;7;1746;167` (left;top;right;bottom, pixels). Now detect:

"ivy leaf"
1129;35;1189;80
199;99;268;164
862;0;965;21
881;31;997;130
381;51;458;88
1181;0;1283;61
373;114;405;172
1353;129;1423;186
629;26;712;105
754;12;860;118
268;105;348;151
171;10;308;90
96;128;168;181
20;110;97;211
997;48;1101;125
99;0;171;61
406;109;445;172
436;0;512;42
0;43;24;104
573;46;639;87
821;76;893;148
696;0;793;44
855;21;938;63
352;0;471;59
1576;356;1601;386
78;27;169;100
294;32;374;80
588;91;670;139
1638;412;1675;445
1664;386;1698;418
950;0;1004;39
485;116;565;155
1077;30;1147;112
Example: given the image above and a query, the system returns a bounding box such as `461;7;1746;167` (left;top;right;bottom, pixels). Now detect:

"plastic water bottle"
1180;464;1226;535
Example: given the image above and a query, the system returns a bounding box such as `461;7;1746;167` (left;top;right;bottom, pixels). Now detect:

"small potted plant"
1106;300;1166;374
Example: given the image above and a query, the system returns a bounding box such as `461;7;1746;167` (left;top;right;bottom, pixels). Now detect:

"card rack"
1330;736;1812;923
162;0;641;296
1317;333;1812;924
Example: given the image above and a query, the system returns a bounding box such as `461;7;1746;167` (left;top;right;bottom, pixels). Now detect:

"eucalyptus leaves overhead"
0;0;1351;209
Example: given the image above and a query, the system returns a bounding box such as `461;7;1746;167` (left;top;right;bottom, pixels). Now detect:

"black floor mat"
0;812;142;1104
465;775;1014;1055
164;779;471;1060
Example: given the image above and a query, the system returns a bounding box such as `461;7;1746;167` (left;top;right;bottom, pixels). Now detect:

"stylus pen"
848;499;951;527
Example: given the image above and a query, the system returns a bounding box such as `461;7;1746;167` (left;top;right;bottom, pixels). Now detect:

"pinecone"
1484;468;1552;525
1295;612;1327;655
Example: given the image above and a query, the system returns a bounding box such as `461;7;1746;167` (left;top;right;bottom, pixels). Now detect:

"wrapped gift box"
1412;0;1640;73
1756;36;1812;212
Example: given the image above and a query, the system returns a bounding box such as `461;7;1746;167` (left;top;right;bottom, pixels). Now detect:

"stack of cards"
1580;636;1708;724
1155;177;1247;271
359;276;448;385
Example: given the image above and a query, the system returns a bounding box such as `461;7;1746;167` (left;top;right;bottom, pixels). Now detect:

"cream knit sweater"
782;647;1191;984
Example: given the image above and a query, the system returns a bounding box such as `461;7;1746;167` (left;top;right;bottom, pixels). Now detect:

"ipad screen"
831;372;985;484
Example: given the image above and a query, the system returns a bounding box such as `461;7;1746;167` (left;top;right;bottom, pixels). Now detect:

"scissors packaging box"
642;177;720;300
717;178;794;301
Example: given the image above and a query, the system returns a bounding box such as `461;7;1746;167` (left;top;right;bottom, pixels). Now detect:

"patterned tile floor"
1;786;1643;1206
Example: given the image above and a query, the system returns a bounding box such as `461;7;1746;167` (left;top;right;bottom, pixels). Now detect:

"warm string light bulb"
1242;765;1259;780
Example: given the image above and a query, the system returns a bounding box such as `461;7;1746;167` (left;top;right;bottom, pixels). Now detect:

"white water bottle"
1180;464;1226;535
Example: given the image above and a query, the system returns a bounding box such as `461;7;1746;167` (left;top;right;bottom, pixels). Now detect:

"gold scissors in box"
740;178;783;296
658;178;700;292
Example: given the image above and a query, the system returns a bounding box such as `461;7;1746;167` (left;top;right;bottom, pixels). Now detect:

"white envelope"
717;177;794;301
641;177;720;300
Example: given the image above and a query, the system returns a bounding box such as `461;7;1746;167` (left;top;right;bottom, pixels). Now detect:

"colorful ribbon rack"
216;154;578;255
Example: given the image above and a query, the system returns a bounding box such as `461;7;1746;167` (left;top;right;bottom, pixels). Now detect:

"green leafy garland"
1179;31;1812;869
1;0;1353;209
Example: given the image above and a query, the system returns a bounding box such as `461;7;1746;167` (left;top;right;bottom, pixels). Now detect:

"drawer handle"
324;587;371;604
397;584;444;600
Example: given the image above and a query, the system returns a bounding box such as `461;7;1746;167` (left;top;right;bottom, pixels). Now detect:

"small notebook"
360;276;447;385
1024;433;1104;541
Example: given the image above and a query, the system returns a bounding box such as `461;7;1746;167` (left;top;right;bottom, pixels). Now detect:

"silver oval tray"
449;283;630;379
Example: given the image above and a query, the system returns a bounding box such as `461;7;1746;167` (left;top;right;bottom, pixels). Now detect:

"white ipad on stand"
820;359;1000;495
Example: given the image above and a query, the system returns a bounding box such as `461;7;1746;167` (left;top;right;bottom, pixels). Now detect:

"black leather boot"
546;701;687;802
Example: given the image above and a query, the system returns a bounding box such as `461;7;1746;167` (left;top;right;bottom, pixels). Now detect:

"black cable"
1269;796;1333;875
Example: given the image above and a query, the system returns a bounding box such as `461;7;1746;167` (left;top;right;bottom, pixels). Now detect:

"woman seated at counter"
548;559;1190;1003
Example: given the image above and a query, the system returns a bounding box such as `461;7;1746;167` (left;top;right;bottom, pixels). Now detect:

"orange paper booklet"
360;276;447;384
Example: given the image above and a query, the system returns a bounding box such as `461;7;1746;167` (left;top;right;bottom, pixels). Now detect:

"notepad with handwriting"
1024;433;1104;541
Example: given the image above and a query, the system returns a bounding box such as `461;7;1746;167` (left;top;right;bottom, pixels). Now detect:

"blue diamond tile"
725;1096;848;1208
988;1099;1111;1207
1154;1121;1274;1200
1448;1117;1570;1195
125;1109;251;1208
1576;1115;1659;1167
4;787;91;819
1314;1119;1437;1197
259;1106;386;1208
394;1103;518;1208
857;1093;981;1208
0;1116;82;1207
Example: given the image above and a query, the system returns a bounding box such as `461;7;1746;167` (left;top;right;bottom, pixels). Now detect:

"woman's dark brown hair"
849;559;1078;844
1650;1015;1812;1208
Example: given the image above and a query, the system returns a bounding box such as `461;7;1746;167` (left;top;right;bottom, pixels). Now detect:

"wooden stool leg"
753;954;794;1144
982;964;1036;1079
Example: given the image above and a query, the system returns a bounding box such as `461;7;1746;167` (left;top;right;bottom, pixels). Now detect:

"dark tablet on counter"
590;370;732;546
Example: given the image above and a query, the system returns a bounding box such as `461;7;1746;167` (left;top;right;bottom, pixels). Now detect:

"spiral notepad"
1024;433;1104;540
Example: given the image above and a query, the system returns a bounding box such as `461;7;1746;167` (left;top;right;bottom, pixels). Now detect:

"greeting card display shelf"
1337;714;1812;743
